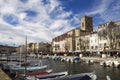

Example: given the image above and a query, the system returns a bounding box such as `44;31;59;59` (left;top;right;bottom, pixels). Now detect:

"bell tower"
80;16;93;32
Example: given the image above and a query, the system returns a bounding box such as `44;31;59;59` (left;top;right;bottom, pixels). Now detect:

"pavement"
81;57;120;63
0;69;12;80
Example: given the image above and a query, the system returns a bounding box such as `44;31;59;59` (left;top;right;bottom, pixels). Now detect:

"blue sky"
0;0;120;46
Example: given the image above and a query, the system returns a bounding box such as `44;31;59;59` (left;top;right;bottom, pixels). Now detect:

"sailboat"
10;36;47;76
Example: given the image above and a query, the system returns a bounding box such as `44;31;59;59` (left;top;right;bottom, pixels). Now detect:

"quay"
0;59;24;62
41;55;120;62
81;57;120;66
0;69;12;80
38;54;120;67
81;57;120;62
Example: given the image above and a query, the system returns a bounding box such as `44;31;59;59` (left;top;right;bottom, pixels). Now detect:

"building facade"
0;45;16;55
52;28;78;54
89;32;99;53
52;16;94;54
52;16;120;56
97;21;120;54
16;42;51;54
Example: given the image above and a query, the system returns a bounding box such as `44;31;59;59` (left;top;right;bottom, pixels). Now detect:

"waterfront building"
73;16;93;54
37;42;51;54
52;28;78;54
52;36;66;53
0;45;16;55
65;29;76;53
74;29;80;52
97;21;120;56
52;16;94;54
89;32;99;54
16;45;26;54
52;16;120;56
17;42;51;54
75;34;90;53
75;31;99;56
27;43;34;54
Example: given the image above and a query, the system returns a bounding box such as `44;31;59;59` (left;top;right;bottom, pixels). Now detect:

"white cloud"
19;13;27;20
85;0;112;15
85;0;120;22
0;0;78;46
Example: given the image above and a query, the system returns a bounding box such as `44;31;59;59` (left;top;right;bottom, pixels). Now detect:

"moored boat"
100;60;120;67
26;69;52;76
52;72;97;80
10;65;48;77
37;71;68;79
11;65;47;71
25;71;68;80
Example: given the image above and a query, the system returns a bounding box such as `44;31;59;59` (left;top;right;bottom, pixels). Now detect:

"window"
82;23;84;27
99;44;101;48
119;42;120;47
77;47;79;50
90;34;92;37
91;40;93;43
77;43;79;46
95;39;96;42
91;46;93;49
100;36;102;40
95;46;98;49
86;46;89;49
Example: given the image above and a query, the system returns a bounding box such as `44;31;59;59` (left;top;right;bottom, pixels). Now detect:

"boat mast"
25;36;27;76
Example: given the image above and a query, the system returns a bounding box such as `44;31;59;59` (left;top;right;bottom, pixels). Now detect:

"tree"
35;42;51;54
98;21;120;50
78;36;89;53
46;43;51;53
64;42;69;53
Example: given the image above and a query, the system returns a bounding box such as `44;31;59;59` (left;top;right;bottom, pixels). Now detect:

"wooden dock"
0;69;12;80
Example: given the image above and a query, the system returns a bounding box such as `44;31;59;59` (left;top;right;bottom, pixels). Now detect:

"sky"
0;0;120;46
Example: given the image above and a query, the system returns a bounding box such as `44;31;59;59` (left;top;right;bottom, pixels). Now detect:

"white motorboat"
100;60;120;67
11;65;47;71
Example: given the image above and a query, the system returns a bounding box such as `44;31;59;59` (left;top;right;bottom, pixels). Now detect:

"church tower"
80;16;93;32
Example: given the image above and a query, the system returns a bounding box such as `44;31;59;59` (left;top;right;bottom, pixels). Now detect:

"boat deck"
0;69;12;80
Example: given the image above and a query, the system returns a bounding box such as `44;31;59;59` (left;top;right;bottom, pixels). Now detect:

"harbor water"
41;59;120;80
1;55;120;80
